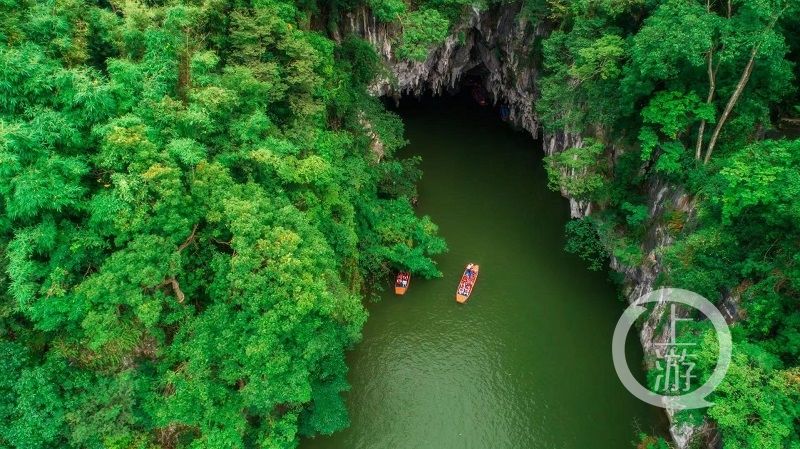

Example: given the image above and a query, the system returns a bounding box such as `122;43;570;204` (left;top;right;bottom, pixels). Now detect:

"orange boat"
395;272;410;295
455;263;480;303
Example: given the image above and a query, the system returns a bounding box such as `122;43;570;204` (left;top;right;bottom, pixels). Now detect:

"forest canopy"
0;0;445;447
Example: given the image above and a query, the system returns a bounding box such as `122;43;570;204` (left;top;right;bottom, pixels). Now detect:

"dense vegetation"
3;0;800;447
0;1;446;447
536;0;800;447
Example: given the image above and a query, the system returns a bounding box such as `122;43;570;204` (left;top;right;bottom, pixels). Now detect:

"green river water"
303;95;662;449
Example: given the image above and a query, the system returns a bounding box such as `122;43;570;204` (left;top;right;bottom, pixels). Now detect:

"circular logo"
611;288;732;410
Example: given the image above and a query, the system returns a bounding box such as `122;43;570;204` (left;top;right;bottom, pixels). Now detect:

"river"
303;94;662;449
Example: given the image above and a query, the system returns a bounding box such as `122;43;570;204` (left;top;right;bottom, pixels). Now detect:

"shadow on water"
303;92;666;449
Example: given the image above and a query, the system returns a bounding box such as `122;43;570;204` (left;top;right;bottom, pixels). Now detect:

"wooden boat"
456;263;480;303
395;272;410;295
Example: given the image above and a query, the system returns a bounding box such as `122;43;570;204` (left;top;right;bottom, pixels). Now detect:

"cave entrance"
386;73;517;135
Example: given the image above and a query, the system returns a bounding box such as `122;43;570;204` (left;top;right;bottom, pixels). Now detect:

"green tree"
397;8;450;61
0;0;445;447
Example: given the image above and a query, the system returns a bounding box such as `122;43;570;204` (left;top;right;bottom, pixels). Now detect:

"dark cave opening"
385;66;516;130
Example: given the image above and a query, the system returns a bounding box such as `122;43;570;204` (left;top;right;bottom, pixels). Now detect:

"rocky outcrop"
341;4;545;137
344;4;718;447
608;180;703;448
541;131;594;217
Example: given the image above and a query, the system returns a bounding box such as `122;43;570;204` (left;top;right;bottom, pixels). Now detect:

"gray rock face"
341;4;545;136
342;5;723;447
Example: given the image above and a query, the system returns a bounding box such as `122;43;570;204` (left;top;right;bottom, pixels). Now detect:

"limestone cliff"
340;4;543;136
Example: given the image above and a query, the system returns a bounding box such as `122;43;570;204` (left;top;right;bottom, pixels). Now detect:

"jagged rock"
341;4;545;136
542;131;593;217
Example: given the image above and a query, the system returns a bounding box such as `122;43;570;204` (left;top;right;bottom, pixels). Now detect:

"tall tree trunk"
695;55;717;159
703;9;785;164
695;0;717;160
702;45;758;164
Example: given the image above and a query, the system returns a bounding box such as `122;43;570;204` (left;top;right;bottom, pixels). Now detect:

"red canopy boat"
455;263;480;303
395;272;410;295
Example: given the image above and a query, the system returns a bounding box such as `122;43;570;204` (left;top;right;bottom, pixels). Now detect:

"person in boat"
396;273;406;288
